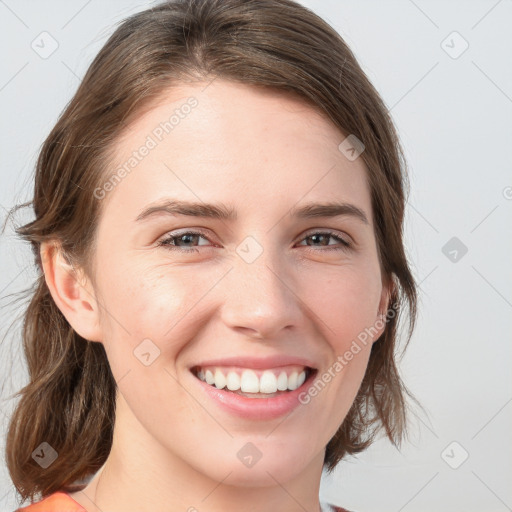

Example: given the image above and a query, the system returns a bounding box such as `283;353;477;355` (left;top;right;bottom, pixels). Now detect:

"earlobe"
40;241;103;342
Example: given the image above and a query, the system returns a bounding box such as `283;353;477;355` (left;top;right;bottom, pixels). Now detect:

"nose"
220;247;304;339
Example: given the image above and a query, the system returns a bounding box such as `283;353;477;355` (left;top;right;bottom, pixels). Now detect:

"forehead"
104;79;371;219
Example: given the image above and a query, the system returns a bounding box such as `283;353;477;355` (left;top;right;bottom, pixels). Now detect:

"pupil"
311;234;327;246
181;234;195;245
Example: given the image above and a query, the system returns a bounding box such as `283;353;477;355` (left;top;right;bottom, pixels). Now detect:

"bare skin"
43;79;390;512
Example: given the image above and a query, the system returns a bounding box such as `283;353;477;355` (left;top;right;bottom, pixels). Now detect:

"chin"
194;441;318;487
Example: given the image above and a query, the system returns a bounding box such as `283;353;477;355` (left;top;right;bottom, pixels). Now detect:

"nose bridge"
221;235;301;337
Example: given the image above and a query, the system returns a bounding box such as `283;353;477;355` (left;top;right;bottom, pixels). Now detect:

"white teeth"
196;367;310;394
287;371;298;390
226;371;241;391
240;369;260;393
214;369;226;389
205;369;215;385
259;371;278;393
277;371;288;391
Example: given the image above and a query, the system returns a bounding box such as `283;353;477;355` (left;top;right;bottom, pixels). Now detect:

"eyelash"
157;229;351;253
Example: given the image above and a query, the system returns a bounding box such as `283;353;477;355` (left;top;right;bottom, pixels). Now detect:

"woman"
5;0;420;511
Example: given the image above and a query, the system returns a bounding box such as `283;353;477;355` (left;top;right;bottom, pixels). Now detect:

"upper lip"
190;355;318;371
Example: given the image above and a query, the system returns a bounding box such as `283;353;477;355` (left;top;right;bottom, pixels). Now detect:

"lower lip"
191;370;316;420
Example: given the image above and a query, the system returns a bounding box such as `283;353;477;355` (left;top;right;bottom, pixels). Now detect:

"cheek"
93;259;229;367
301;261;383;350
296;265;381;438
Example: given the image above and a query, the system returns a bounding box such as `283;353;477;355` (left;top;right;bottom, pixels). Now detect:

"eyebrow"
135;199;369;225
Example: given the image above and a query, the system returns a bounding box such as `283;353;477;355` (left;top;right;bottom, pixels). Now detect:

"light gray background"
1;1;511;511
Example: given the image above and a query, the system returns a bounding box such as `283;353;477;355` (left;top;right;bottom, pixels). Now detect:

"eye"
157;230;213;253
297;230;351;252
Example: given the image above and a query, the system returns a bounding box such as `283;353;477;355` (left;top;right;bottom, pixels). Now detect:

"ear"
372;274;395;343
40;241;103;342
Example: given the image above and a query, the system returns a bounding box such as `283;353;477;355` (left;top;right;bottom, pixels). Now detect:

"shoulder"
14;491;86;512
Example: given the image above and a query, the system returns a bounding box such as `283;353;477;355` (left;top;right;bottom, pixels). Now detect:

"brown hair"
4;0;422;503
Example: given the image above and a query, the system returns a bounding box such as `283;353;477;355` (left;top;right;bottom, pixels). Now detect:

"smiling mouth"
190;365;316;398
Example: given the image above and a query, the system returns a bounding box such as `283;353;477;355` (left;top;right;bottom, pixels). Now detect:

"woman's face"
88;79;389;485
